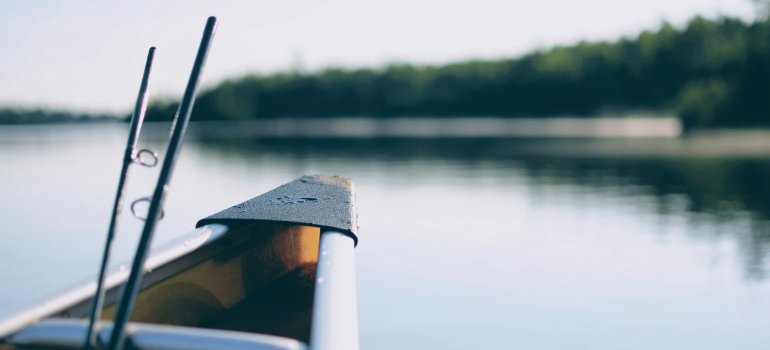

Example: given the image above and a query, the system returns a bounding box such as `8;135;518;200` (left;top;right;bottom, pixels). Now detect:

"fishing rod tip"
145;47;157;63
206;16;218;32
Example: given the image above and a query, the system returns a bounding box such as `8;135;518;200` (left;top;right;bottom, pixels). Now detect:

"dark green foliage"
675;78;735;129
0;108;113;124
144;16;770;130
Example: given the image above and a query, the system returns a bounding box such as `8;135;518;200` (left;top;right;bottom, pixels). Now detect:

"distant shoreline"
4;119;770;159
0;118;119;126
0;108;118;125
176;116;683;139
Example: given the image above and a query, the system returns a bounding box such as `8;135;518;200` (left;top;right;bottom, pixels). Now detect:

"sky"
0;0;757;114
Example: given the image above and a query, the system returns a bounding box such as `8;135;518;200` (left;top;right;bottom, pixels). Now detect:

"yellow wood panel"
100;223;320;329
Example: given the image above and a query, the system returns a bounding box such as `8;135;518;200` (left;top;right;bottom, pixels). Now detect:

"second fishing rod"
84;46;157;350
105;16;218;350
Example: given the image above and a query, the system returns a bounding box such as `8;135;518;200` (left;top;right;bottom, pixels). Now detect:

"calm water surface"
1;123;770;349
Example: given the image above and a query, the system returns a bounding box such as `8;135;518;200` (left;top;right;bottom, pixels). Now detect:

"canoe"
0;175;360;350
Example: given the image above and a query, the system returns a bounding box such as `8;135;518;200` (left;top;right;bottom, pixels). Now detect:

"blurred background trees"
7;15;770;131
0;108;111;124
135;15;769;131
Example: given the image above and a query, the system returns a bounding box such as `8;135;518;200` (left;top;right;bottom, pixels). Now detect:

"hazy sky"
0;0;756;113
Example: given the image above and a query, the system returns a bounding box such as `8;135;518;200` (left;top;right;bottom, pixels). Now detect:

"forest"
0;108;112;124
6;15;770;130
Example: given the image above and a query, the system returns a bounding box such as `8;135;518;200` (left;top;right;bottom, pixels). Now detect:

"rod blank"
84;46;156;350
106;16;218;350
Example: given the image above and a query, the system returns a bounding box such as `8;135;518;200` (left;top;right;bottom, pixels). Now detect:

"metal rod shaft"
83;47;156;350
107;17;217;350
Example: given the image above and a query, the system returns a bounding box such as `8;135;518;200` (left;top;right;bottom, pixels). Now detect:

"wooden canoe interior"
4;222;321;349
99;222;321;343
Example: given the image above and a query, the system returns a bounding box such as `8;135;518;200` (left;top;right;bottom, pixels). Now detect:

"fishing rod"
83;47;157;350
106;16;217;350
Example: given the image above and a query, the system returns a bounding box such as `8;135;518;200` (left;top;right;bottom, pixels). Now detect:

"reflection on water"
1;123;770;349
201;137;770;281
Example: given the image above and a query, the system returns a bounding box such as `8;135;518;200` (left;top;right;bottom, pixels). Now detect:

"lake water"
1;122;770;349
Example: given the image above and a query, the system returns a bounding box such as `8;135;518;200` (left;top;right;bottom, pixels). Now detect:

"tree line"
136;16;770;130
0;108;112;125
6;16;770;130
